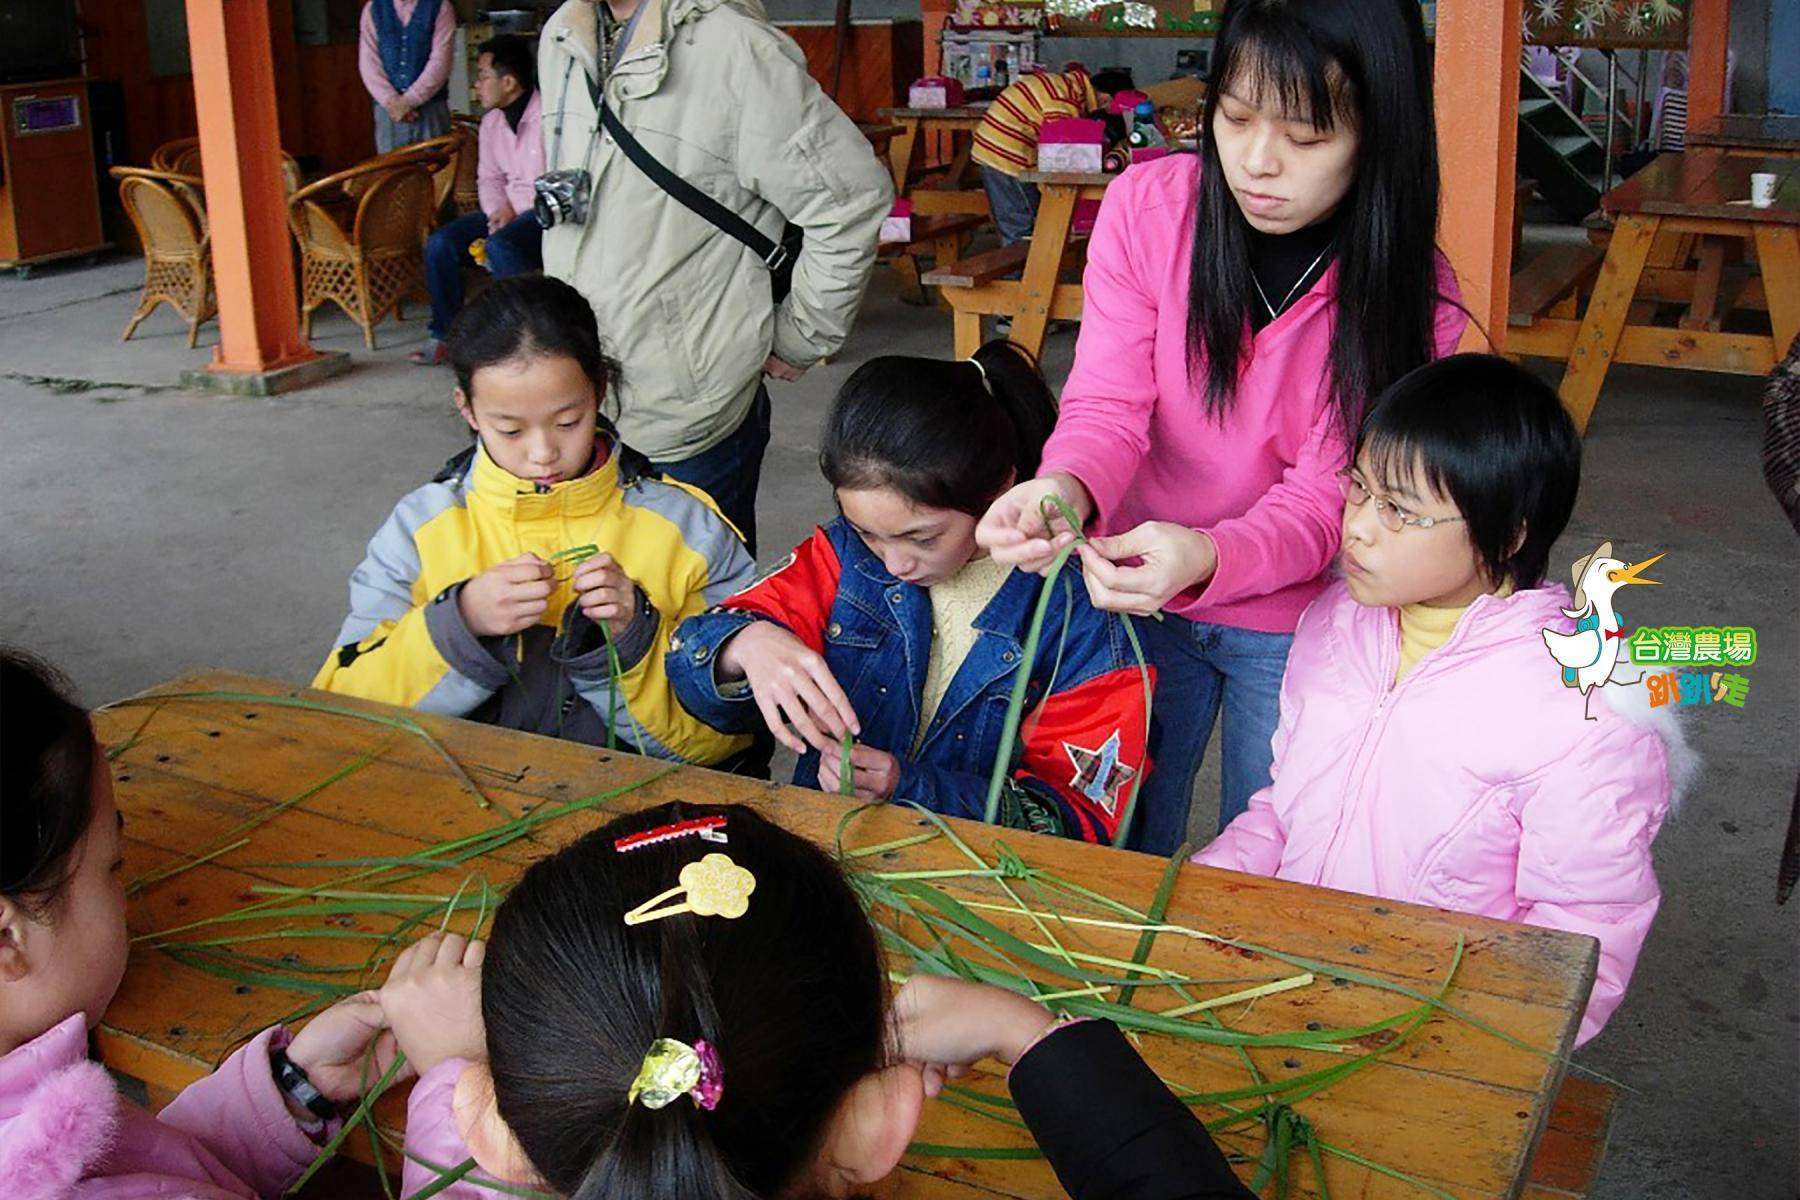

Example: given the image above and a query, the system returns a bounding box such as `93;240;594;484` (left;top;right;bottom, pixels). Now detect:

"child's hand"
459;554;554;636
716;621;860;755
286;991;407;1105
572;553;639;638
378;932;487;1078
976;473;1090;574
818;743;900;800
890;976;1055;1096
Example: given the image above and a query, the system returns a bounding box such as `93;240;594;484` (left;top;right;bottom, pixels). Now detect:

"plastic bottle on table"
1127;100;1164;149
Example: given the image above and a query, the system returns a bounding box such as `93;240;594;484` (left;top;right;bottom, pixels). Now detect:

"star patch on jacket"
1063;730;1137;817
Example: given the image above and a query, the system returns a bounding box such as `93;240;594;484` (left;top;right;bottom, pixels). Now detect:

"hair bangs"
1214;11;1350;132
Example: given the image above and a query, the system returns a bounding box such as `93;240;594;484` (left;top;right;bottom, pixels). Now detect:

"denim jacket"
668;519;1154;842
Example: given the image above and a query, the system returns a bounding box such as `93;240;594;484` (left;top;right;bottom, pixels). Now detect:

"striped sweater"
971;68;1098;176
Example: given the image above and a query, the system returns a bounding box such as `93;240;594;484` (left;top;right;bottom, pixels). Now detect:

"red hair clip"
614;816;728;853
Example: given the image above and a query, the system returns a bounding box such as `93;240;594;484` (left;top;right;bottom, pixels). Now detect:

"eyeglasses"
1337;470;1466;533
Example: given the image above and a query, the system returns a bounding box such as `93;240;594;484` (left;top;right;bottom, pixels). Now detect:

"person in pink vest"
360;0;457;153
976;0;1468;855
415;36;546;366
1194;356;1693;1045
0;648;475;1199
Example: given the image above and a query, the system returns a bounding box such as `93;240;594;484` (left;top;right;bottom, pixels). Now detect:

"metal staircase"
1517;67;1606;221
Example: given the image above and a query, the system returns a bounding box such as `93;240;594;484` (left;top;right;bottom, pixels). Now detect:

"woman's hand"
286;991;405;1105
890;976;1056;1096
1076;522;1217;615
716;622;860;756
976;473;1093;574
817;743;900;800
378;932;487;1078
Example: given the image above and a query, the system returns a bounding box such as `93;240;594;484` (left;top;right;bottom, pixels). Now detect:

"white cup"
1750;172;1778;208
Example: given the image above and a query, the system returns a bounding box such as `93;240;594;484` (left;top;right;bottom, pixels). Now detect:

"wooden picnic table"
96;670;1598;1199
1685;114;1800;158
877;105;992;218
926;169;1113;359
1509;149;1799;433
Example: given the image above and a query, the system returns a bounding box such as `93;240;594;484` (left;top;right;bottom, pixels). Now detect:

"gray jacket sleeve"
732;26;894;367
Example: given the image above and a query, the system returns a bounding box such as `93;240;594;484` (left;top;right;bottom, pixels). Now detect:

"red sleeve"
722;527;843;655
1016;666;1154;843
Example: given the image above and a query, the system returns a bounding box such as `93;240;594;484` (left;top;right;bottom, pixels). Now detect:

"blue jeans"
425;210;543;339
980;165;1040;246
1127;615;1295;856
652;386;771;557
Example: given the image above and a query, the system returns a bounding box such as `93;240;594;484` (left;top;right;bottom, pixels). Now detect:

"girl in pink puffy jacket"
0;648;482;1200
1195;356;1693;1045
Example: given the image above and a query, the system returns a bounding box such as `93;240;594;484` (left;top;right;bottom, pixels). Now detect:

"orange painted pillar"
1686;0;1732;128
1433;0;1523;354
185;0;317;376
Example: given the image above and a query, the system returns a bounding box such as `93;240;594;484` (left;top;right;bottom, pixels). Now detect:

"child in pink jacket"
0;648;483;1199
1194;356;1692;1045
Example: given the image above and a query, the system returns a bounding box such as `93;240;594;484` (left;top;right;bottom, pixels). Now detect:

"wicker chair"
288;158;442;349
146;137;303;194
346;134;465;219
110;166;215;347
449;118;482;215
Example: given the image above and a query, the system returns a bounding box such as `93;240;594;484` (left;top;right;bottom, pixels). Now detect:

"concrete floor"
1;253;1794;1199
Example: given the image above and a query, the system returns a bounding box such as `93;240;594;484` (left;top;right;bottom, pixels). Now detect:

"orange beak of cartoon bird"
1606;554;1664;588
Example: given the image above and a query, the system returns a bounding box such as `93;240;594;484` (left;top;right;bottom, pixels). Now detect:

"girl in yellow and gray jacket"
314;276;755;768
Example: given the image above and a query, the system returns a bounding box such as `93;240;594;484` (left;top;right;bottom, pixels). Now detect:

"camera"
533;169;591;229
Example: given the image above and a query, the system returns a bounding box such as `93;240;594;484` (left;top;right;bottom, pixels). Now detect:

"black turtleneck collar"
1246;205;1345;330
501;89;533;134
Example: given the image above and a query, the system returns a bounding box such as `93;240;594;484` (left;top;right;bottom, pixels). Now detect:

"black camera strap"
598;101;797;280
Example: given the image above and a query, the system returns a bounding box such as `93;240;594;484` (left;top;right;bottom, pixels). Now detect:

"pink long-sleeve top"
1039;155;1468;634
478;93;546;217
359;0;458;108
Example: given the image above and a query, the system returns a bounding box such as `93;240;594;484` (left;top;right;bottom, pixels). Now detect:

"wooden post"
1433;0;1523;354
182;0;347;393
1686;0;1733;129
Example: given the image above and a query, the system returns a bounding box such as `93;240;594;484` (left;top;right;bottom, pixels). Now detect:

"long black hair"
821;340;1057;516
448;274;621;412
1357;354;1581;591
482;802;887;1200
1;647;97;918
1188;0;1441;437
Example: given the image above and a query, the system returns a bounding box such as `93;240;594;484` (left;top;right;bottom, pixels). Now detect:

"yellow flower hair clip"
623;852;756;926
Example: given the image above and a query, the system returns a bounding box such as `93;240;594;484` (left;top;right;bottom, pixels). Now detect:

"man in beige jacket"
538;0;892;554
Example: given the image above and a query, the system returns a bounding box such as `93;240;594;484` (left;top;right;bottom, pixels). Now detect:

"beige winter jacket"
538;0;892;461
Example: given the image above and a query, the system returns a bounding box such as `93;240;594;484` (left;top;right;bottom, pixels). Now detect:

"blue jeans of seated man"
652;385;772;558
425;210;544;339
980;165;1041;247
1127;613;1294;856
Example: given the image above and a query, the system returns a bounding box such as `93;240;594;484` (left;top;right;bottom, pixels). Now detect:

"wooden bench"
879;212;989;305
924;237;1088;354
1510;243;1606;325
1521;1077;1619;1199
920;241;1032;289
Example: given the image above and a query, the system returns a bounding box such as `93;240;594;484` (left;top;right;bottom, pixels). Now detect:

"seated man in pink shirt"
414;36;546;366
360;0;457;152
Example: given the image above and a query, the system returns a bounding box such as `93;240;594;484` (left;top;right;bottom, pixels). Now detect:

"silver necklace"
1251;243;1331;321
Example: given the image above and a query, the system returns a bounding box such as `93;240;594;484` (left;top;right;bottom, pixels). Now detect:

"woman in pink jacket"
1196;356;1692;1044
978;0;1468;854
0;648;483;1199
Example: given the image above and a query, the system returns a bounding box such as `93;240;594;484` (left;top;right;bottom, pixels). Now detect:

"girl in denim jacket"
669;343;1154;844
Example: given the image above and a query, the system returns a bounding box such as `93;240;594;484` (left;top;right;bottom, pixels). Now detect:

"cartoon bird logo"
1541;541;1664;720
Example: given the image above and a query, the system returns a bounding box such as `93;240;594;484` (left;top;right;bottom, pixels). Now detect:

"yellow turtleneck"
1395;583;1512;683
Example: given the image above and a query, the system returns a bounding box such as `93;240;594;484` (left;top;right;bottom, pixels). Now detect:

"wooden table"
98;671;1596;1199
1686;114;1800;159
1510;150;1800;433
877;105;992;218
927;169;1112;359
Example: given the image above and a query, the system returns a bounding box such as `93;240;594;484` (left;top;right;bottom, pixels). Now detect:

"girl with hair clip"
665;343;1154;845
1196;356;1693;1045
383;801;1258;1199
0;647;449;1198
977;0;1470;854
